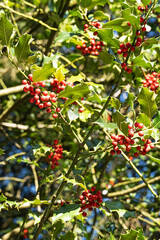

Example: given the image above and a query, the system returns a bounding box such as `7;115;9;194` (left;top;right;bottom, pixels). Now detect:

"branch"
2;220;35;240
0;3;57;31
121;151;158;198
107;176;160;198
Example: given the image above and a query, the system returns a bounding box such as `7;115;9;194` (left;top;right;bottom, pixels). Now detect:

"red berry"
121;62;127;68
117;49;122;54
82;212;87;217
138;131;144;137
52;113;58;118
56;107;61;113
126;42;131;48
110;150;115;155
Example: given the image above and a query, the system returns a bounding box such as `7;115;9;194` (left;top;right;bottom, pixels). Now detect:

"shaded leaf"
153;111;160;129
52;220;64;238
0;194;7;202
15;34;33;62
0;14;13;46
126;93;135;109
138;87;157;119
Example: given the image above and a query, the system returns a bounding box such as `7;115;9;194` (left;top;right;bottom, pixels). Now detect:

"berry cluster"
76;21;104;56
79;187;103;217
22;74;75;118
118;3;151;73
142;72;160;92
138;1;152;12
45;140;63;169
110;122;154;157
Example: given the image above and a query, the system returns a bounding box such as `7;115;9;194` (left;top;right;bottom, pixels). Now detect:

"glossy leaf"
32;62;55;83
67;108;79;122
136;113;151;127
88;0;109;9
51;204;80;224
138;87;157;119
95;118;117;129
132;54;153;69
112;111;125;131
94;10;110;21
15;34;33;63
120;229;139;240
105;201;135;218
97;29;119;49
122;8;139;29
77;0;92;8
0;14;13;46
55;67;65;82
58;83;90;98
103;18;129;32
141;0;151;5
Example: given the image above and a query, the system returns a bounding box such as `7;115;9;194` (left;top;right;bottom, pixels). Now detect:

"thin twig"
0;3;57;31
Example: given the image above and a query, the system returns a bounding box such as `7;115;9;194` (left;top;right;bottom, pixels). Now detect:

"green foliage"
138;88;157;120
32;62;56;82
15;34;33;63
0;14;13;46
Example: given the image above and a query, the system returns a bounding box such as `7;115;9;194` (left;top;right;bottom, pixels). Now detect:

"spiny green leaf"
15;34;33;63
138;87;157;120
0;194;7;202
126;93;135;109
0;14;13;46
51;204;80;224
58;175;87;190
32;62;55;83
136;113;151;127
58;83;90;98
52;220;64;238
95;118;117;130
103;18;129;32
68;74;84;82
97;29;119;49
120;229;139;240
132;54;153;69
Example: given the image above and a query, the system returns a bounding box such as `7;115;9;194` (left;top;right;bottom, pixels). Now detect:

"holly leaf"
105;201;135;218
15;34;33;63
103;18;129;33
126;93;135;109
55;67;65;82
136;113;151;127
97;29;119;49
132;54;153;69
94;10;110;21
120;229;139;240
122;8;139;29
67;107;79;122
32;62;55;83
77;0;92;8
52;220;64;238
0;194;7;202
141;0;151;5
153;111;160;129
50;204;80;224
95;118;117;130
58;83;90;98
0;14;13;46
138;87;157;120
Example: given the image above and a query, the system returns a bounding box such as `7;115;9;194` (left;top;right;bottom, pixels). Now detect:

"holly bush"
0;0;160;239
